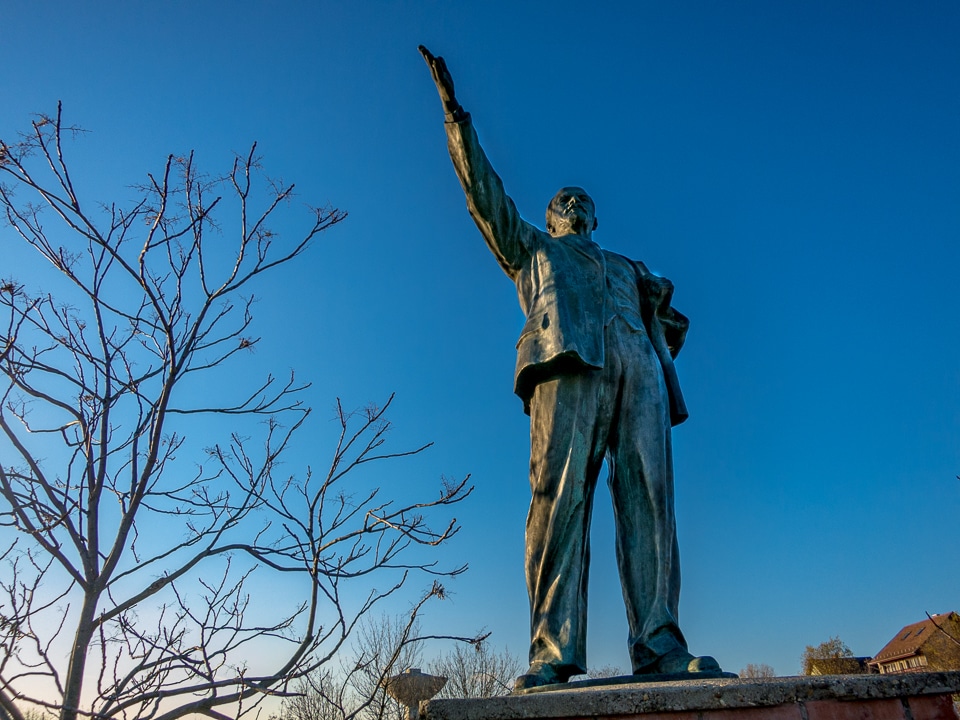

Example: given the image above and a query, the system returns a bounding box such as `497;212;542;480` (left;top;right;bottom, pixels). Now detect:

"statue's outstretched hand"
419;45;462;118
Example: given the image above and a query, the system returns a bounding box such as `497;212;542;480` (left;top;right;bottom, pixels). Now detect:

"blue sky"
2;1;959;678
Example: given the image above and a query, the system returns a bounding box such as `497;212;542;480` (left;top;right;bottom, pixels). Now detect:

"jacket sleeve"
444;115;535;280
633;259;690;426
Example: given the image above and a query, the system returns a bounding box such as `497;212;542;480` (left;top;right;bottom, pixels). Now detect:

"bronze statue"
420;46;724;691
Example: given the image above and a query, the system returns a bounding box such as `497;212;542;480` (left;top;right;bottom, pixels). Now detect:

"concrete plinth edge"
421;672;960;720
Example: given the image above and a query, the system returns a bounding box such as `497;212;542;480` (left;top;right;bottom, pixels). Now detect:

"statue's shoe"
636;648;722;675
514;663;565;691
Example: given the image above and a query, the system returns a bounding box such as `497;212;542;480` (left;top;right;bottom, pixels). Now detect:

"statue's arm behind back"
634;259;689;357
634;259;689;426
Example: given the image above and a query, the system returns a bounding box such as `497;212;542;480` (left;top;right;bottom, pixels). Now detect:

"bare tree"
273;600;485;720
0;106;473;720
272;670;344;720
739;663;776;678
428;643;523;698
349;614;424;720
582;665;625;680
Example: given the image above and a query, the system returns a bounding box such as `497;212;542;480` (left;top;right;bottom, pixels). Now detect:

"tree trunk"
61;592;99;720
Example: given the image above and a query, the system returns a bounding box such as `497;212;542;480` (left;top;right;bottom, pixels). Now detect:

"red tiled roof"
870;612;959;664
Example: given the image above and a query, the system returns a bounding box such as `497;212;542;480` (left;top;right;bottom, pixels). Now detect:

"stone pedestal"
422;672;960;720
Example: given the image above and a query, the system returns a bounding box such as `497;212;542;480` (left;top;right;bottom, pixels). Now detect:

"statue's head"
545;187;598;238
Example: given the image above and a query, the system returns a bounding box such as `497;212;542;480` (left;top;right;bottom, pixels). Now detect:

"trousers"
525;316;687;676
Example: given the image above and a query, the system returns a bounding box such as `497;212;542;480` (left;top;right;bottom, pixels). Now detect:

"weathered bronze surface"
420;46;725;691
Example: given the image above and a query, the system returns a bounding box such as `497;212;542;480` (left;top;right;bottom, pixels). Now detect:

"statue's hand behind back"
419;45;460;116
643;274;675;310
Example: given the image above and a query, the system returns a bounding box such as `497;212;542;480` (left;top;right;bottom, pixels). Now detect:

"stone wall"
422;672;960;720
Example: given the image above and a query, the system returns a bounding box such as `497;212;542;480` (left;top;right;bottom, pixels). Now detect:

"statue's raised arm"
419;46;535;280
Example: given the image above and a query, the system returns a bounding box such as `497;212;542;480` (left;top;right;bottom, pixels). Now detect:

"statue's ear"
593;218;599;231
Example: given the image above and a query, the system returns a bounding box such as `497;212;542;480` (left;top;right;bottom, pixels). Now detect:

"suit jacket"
444;116;689;424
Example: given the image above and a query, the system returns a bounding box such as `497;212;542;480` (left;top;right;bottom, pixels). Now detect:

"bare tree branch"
0;108;469;720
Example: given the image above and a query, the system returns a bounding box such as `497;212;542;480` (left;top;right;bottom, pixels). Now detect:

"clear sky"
2;0;959;679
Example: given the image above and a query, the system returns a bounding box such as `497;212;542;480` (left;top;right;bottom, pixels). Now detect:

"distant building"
808;657;872;675
868;612;960;674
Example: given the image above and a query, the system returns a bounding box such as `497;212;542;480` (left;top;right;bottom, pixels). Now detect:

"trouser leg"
525;370;612;677
605;326;687;672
